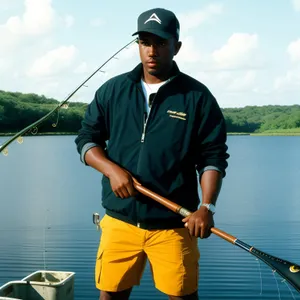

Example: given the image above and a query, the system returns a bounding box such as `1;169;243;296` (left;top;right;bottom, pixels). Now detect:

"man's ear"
174;41;182;56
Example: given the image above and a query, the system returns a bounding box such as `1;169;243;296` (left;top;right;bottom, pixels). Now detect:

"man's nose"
148;44;158;56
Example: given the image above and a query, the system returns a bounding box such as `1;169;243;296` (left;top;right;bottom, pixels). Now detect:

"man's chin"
147;68;161;76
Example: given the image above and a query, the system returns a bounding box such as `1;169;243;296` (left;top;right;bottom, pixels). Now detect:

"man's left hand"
182;205;214;238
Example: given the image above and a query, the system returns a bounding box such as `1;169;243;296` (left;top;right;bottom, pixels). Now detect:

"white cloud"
292;0;300;11
192;70;262;107
0;26;19;55
195;70;257;94
4;16;22;35
212;33;259;69
0;58;8;75
274;67;300;91
176;36;203;64
0;0;56;58
274;39;300;92
23;0;55;35
74;62;88;74
175;32;260;102
178;4;223;34
226;71;257;92
0;0;82;63
4;0;55;36
287;39;300;63
27;45;78;77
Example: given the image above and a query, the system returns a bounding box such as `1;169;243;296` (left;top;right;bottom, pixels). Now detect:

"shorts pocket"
95;247;104;286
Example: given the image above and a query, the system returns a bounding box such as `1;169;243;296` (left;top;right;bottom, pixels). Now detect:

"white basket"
0;270;75;300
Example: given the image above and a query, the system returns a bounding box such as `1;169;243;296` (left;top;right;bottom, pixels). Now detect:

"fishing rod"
0;38;137;156
131;177;300;294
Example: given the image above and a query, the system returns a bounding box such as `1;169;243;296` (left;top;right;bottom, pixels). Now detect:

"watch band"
201;203;216;214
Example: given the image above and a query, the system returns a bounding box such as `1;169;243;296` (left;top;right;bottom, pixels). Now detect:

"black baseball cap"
132;8;180;40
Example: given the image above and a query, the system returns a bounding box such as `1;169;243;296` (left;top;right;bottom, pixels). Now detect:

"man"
75;7;229;300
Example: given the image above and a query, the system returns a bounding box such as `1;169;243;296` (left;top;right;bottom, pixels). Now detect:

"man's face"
138;33;181;78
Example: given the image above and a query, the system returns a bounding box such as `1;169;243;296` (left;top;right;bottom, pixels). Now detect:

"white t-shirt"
140;79;167;114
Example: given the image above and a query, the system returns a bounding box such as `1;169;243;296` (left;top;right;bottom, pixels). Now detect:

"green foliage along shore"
1;90;300;135
0;90;87;134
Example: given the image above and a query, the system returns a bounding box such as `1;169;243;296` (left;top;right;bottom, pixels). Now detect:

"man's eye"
141;41;150;46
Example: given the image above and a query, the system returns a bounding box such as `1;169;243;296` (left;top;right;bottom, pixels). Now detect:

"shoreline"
1;132;300;137
227;133;300;136
0;132;78;137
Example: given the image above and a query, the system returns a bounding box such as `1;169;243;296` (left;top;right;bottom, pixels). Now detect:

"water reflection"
0;135;300;299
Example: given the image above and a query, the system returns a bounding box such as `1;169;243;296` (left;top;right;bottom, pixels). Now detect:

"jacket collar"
127;61;181;83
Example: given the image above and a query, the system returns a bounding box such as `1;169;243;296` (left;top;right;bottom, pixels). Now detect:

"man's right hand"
84;146;137;199
108;165;137;199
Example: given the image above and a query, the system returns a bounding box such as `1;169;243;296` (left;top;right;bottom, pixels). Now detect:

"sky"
0;0;300;108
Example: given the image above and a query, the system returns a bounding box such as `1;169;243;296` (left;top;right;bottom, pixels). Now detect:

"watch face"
209;204;216;213
202;203;216;213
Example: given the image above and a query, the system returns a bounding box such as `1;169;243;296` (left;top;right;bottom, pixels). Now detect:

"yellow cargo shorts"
95;214;200;296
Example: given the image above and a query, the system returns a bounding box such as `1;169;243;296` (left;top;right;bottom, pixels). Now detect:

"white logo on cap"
144;13;162;24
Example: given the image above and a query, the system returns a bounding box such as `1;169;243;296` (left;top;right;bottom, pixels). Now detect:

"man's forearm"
200;169;223;205
84;146;137;198
84;146;118;178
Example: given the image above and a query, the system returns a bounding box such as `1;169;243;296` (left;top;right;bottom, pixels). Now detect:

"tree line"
1;90;300;134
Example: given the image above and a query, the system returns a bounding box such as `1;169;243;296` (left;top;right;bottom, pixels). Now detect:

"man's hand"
108;165;137;199
182;205;214;238
84;146;137;199
182;169;222;238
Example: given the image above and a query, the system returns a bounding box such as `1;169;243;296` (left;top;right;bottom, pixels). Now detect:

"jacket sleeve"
195;87;229;177
74;86;109;162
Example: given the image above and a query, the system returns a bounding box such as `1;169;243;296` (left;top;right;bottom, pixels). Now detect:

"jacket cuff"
80;142;100;165
198;165;223;177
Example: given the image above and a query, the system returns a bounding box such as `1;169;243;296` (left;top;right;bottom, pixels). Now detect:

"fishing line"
282;279;297;300
255;257;298;298
43;208;51;270
255;258;263;295
43;209;47;270
272;269;282;300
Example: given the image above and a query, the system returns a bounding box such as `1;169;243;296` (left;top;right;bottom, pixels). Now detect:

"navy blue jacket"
75;61;229;229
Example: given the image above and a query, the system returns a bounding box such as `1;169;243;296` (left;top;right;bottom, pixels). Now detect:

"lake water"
0;135;300;299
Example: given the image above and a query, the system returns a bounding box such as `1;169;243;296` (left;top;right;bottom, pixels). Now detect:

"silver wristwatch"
201;203;216;215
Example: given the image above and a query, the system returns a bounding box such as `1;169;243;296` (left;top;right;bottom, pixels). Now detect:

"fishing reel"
93;213;101;231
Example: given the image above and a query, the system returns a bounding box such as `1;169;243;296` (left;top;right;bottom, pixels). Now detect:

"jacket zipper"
141;92;158;142
140;76;174;142
136;87;150;228
135;79;173;228
136;94;158;228
141;114;148;143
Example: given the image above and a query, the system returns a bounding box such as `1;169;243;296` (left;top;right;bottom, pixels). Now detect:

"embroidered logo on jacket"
167;110;187;121
144;13;162;24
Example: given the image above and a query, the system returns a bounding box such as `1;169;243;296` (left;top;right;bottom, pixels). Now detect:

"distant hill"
222;105;300;133
1;90;300;135
0;90;87;134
